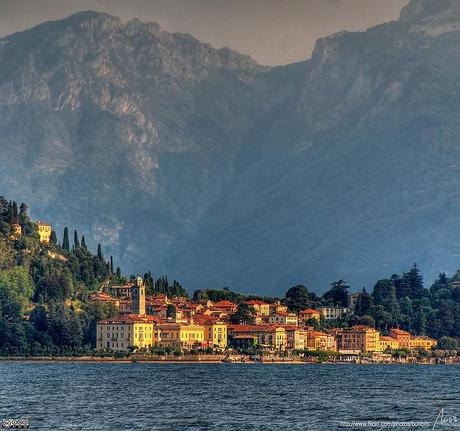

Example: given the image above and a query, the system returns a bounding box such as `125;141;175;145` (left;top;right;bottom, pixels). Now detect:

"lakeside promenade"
1;355;458;365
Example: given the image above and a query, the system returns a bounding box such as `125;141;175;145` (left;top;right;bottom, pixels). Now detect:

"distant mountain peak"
401;0;460;24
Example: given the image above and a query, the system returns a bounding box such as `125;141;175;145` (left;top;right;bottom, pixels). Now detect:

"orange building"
389;328;411;348
299;309;321;322
336;325;382;353
212;300;238;314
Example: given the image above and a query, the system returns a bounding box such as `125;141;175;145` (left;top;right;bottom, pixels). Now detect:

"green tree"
230;303;255;324
437;336;458;351
402;264;426;299
0;267;34;311
166;304;176;319
355;288;373;316
285;285;311;312
73;230;80;249
322;280;350;307
49;231;58;246
97;244;103;260
62;227;70;251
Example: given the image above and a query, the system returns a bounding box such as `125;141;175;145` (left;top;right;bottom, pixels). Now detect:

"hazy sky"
0;0;408;65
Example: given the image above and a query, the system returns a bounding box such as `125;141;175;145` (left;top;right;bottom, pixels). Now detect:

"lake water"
0;362;459;430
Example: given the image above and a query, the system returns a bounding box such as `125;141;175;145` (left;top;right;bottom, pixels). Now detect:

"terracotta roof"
390;328;411;335
279;325;300;331
380;336;397;342
98;314;160;324
300;309;320;314
213;300;237;308
246;300;268;306
192;315;221;325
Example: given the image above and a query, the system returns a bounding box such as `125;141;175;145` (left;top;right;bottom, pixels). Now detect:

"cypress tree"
50;230;58;245
116;267;121;278
110;256;114;274
73;230;80;249
97;244;103;260
12;201;18;222
62;227;70;251
81;235;87;250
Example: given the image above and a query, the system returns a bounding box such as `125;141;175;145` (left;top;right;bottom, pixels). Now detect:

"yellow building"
157;323;206;349
268;303;288;314
96;314;158;351
229;324;287;350
305;331;329;350
36;221;52;243
192;316;228;349
380;336;399;351
11;223;22;239
336;325;382;353
283;326;308;350
246;300;270;317
409;336;437;350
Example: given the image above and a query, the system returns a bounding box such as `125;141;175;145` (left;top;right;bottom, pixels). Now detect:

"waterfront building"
228;324;287;350
192;315;228;349
157;323;206;349
389;328;411;348
305;330;329;350
336;325;382;352
379;336;400;351
36;221;52;243
96;314;158;351
283;326;307;350
409;336;437;350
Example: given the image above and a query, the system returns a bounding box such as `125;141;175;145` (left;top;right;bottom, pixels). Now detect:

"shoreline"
0;356;457;365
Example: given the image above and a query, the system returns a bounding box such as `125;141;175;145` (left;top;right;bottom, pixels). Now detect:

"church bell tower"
131;276;146;315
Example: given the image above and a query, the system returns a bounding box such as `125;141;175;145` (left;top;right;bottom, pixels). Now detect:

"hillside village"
0;197;459;361
94;276;438;359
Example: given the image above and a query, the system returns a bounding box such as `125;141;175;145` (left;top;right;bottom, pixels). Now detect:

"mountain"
2;1;460;295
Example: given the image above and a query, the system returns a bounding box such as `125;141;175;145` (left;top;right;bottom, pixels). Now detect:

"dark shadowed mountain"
2;0;460;295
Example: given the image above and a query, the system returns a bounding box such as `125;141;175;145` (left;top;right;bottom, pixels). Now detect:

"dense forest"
0;196;459;355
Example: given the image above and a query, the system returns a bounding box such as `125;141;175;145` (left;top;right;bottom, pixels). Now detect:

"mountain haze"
2;0;460;294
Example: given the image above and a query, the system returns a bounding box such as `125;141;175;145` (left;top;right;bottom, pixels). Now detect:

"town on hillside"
0;198;459;363
94;276;440;362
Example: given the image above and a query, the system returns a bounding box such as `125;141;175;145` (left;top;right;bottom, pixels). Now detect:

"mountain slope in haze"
2;0;460;294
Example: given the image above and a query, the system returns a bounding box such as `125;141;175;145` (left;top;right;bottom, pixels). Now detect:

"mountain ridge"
3;3;460;294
